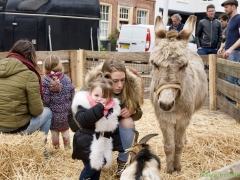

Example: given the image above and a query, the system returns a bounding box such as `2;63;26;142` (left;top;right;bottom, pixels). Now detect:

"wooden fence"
0;50;239;121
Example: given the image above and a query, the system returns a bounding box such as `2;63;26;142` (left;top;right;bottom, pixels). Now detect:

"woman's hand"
120;107;133;118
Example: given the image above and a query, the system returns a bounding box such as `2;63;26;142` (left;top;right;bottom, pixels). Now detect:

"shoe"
116;158;127;178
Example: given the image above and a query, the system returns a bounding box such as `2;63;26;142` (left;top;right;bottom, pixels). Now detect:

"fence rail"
0;50;239;121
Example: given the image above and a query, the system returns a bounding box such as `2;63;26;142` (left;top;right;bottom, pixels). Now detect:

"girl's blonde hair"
43;55;64;74
89;77;113;99
102;58;137;113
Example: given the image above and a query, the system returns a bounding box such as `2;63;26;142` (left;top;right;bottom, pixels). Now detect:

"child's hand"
100;98;109;107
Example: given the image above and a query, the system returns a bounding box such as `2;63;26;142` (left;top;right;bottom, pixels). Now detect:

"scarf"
45;71;64;80
171;22;183;32
86;92;115;116
6;52;43;99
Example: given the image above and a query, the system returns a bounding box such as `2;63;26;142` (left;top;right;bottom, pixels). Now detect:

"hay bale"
0;131;45;179
1;100;240;179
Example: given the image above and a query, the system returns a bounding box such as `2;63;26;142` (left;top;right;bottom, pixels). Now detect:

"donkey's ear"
154;16;166;39
177;15;197;43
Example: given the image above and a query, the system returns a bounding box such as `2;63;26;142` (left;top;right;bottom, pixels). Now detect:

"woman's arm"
131;106;143;121
26;73;44;116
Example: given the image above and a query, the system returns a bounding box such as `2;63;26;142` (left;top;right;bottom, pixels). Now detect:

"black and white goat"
120;130;161;180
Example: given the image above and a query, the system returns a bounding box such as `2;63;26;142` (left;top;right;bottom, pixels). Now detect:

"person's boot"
116;158;127;178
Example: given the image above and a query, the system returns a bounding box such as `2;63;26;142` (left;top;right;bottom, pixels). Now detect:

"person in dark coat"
71;77;121;180
42;55;75;149
169;14;184;32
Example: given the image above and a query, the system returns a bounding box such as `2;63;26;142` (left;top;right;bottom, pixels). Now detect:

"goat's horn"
138;133;158;144
133;129;139;144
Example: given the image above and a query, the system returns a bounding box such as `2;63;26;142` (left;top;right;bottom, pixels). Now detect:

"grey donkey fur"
149;15;208;173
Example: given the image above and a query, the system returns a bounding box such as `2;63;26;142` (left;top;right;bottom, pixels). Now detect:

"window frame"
117;5;133;30
136;8;149;25
100;3;112;40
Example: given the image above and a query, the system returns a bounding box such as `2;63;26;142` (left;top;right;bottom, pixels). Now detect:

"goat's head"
125;130;158;163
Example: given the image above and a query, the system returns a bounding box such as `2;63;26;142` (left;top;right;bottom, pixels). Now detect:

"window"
119;7;129;20
118;5;133;30
100;4;111;39
137;10;148;24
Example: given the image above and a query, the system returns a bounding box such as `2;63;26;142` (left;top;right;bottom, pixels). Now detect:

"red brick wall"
100;0;155;34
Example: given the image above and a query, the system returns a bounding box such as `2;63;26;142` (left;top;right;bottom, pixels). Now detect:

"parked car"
117;24;197;53
116;24;154;52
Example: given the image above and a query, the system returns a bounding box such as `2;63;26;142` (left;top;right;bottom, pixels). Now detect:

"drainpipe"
163;0;169;27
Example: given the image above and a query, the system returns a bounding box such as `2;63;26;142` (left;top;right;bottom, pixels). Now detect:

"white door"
130;27;146;52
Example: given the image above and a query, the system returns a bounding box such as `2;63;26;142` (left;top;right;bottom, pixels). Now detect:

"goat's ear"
139;133;158;144
177;15;196;43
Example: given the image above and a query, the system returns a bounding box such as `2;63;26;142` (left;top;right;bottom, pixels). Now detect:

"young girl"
71;77;121;180
85;59;143;178
42;55;75;150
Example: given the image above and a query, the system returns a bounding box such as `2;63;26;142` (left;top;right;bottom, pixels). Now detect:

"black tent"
0;0;100;51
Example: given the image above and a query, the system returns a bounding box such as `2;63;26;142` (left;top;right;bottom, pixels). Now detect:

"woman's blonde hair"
102;58;137;113
89;77;113;99
43;55;64;74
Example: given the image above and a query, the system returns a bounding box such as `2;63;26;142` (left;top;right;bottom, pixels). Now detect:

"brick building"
99;0;155;42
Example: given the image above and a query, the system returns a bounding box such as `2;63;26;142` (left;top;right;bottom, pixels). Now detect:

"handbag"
67;109;81;132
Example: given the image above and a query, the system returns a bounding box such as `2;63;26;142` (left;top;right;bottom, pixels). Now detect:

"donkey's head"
126;130;158;163
150;15;197;111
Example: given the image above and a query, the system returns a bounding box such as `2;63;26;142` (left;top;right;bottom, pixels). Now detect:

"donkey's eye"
179;64;187;71
153;63;159;69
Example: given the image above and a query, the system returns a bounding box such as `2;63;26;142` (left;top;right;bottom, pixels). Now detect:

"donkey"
149;15;207;173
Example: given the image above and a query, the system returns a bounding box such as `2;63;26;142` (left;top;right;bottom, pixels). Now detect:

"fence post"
70;49;86;89
209;54;217;110
78;49;87;88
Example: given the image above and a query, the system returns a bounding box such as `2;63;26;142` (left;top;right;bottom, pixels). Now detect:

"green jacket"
114;92;142;121
0;57;44;132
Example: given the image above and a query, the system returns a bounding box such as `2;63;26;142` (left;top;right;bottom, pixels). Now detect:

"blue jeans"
79;161;101;180
197;47;218;55
225;50;240;103
22;107;52;135
197;47;218;70
118;125;135;162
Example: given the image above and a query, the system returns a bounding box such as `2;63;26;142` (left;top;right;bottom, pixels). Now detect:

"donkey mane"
151;30;190;68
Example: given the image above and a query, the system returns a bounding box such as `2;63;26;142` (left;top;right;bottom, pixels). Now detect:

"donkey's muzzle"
159;101;175;111
154;84;182;100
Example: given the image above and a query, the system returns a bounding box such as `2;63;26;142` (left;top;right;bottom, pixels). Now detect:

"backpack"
44;73;64;93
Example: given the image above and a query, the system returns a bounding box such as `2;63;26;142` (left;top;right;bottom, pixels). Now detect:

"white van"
117;24;197;52
116;24;154;52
